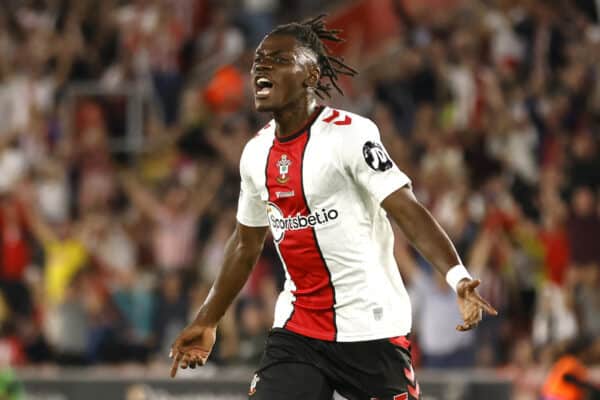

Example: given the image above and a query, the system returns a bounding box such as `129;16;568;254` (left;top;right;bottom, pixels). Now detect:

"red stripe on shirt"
266;123;336;341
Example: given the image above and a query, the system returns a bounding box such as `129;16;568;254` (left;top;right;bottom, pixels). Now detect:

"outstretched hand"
169;324;217;378
456;279;498;331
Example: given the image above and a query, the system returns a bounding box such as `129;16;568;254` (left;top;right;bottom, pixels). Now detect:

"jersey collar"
275;105;325;143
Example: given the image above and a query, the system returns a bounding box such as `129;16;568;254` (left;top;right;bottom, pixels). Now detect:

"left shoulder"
315;106;380;140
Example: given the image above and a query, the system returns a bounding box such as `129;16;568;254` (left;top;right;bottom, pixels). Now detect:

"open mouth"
255;77;274;97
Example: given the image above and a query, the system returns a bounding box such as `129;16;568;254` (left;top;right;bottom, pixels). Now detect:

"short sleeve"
341;119;411;203
236;142;268;227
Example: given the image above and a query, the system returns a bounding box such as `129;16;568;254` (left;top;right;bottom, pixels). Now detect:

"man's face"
251;34;318;112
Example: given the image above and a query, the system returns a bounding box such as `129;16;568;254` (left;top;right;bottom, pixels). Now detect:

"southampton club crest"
276;154;291;184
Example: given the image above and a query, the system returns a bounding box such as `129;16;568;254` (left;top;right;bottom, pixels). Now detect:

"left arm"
340;117;497;330
382;187;498;330
383;187;460;274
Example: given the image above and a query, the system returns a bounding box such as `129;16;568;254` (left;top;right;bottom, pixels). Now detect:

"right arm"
194;223;268;326
24;206;57;245
119;171;165;218
169;223;267;377
17;183;57;245
170;139;270;377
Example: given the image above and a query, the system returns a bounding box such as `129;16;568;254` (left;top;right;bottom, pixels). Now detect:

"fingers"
456;319;478;331
170;351;182;378
455;280;498;332
188;355;204;369
471;294;498;316
462;280;498;316
180;354;191;369
181;353;206;369
456;308;482;331
169;350;209;377
460;307;481;330
196;355;206;366
456;322;476;331
194;352;209;366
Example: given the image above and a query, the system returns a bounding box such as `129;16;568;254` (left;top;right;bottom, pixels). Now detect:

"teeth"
257;78;271;85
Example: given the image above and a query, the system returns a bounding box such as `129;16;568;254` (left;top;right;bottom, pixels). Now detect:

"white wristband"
446;265;473;293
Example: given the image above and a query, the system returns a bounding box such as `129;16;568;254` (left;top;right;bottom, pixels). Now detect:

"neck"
273;97;318;139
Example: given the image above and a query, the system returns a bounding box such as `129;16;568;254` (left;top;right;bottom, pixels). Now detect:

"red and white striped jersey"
236;106;412;342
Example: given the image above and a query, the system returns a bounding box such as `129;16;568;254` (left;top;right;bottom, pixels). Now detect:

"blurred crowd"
0;0;599;391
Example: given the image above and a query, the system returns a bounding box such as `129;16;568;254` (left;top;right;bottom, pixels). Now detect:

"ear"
304;65;320;88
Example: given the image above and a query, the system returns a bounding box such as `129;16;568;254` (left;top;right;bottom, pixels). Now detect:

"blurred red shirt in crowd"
0;197;30;282
539;228;570;286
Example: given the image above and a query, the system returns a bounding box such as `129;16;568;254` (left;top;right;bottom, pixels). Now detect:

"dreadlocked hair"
268;14;358;99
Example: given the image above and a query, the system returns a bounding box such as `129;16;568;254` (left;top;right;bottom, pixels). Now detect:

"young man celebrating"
169;15;497;399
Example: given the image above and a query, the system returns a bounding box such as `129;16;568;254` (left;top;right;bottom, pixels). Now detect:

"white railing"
61;80;164;153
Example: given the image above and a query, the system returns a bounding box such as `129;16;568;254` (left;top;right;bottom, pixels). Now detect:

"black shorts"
248;328;420;400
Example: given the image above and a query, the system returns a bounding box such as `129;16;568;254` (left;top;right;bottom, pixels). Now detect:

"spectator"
154;271;189;358
236;298;269;365
532;283;578;349
111;269;156;362
120;164;223;272
196;7;245;73
396;236;475;369
0;195;32;317
48;272;90;365
567;186;600;268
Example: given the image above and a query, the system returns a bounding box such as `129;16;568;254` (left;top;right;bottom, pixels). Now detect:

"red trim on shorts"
389;335;411;351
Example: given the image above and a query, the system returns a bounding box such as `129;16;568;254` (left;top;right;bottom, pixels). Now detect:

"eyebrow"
254;50;292;57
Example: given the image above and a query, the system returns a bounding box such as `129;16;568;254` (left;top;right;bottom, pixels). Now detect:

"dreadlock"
267;14;358;99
